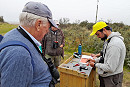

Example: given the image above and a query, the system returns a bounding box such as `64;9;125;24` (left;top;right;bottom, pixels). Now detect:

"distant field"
0;22;18;35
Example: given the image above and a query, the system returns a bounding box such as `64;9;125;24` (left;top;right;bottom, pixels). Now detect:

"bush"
86;23;94;30
0;16;4;22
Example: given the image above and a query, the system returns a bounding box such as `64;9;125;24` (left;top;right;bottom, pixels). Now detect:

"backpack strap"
0;41;34;70
104;37;112;57
99;37;112;63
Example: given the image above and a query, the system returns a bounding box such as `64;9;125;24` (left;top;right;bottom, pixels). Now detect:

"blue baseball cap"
22;1;58;28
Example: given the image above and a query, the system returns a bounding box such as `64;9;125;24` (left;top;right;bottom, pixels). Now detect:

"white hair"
19;12;48;27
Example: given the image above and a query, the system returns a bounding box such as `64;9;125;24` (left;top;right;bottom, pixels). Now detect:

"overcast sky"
0;0;130;25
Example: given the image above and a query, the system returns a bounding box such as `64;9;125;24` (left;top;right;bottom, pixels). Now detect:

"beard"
101;34;107;41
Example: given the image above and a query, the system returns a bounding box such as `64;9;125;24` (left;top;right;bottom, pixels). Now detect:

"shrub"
0;16;4;22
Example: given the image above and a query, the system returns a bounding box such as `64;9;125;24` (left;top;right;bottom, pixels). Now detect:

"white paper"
81;55;92;59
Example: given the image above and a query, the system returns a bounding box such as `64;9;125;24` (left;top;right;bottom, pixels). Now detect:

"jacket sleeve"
95;45;121;73
95;57;101;63
0;46;33;87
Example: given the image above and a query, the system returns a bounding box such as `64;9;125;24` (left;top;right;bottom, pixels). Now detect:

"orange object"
80;58;88;63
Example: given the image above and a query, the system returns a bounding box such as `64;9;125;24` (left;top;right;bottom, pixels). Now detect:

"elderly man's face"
36;20;50;41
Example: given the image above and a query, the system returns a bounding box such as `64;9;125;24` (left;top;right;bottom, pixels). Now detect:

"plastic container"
78;44;82;55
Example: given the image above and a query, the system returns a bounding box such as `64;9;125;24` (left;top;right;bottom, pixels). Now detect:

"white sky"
0;0;130;25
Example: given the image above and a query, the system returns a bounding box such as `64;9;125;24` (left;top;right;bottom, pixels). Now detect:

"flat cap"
22;1;58;28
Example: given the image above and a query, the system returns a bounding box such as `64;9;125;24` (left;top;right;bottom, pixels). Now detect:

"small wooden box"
58;52;96;87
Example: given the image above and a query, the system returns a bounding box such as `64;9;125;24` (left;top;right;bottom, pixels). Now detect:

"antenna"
95;0;99;23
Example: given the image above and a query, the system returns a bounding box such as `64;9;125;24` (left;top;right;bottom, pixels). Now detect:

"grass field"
0;22;18;35
0;22;130;87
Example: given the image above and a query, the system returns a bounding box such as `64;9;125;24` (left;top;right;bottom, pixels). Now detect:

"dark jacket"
42;29;65;57
0;35;3;42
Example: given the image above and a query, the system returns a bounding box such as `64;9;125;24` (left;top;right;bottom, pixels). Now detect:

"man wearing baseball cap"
42;20;65;69
88;21;126;87
0;1;58;87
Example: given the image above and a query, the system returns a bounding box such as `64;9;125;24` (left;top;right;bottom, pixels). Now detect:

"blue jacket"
0;28;52;87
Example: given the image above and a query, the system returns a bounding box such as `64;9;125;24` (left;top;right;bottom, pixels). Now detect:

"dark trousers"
99;72;123;87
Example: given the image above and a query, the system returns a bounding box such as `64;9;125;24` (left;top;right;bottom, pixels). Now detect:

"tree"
0;16;4;22
59;18;70;28
79;20;88;27
59;18;70;24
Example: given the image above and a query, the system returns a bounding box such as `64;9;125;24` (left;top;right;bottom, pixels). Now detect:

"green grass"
0;22;18;35
123;67;130;87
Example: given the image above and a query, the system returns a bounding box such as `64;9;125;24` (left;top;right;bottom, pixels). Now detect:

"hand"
86;58;95;66
91;53;100;58
92;56;97;59
88;61;95;67
91;54;96;57
87;58;95;62
60;44;63;48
